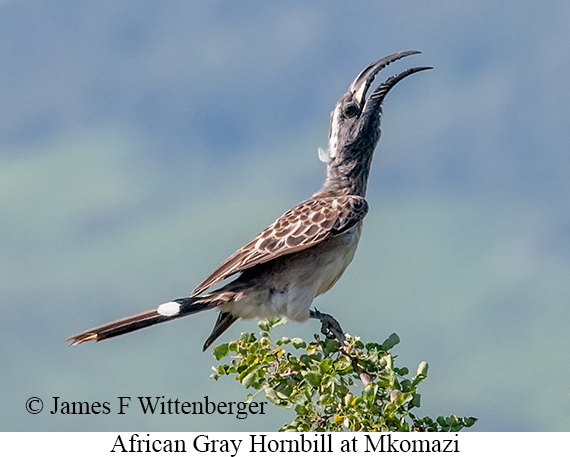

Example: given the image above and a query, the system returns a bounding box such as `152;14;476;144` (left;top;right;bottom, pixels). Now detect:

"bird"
65;51;431;352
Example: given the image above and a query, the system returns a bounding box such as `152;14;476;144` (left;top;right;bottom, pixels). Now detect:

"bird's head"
319;51;431;166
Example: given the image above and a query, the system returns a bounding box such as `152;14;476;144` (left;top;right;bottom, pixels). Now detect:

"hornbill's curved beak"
349;51;432;107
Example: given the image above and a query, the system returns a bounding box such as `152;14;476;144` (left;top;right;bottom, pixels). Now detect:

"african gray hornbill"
65;51;431;351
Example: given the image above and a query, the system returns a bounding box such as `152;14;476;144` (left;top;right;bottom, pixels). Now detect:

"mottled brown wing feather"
190;195;368;296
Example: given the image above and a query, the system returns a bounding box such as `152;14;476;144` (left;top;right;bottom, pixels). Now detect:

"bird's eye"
343;103;359;118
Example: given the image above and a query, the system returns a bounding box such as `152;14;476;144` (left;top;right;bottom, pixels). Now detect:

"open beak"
349;51;432;107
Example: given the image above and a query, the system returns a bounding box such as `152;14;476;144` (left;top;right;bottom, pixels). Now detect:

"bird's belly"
223;224;362;322
312;226;361;297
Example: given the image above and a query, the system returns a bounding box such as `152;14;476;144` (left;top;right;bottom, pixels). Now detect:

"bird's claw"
309;308;346;346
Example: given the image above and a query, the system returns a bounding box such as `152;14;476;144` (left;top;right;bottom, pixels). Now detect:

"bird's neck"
315;152;374;198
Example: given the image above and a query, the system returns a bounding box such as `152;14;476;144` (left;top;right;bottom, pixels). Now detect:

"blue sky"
1;1;570;431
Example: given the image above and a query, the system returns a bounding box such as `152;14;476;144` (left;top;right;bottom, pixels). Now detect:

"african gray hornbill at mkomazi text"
65;51;431;351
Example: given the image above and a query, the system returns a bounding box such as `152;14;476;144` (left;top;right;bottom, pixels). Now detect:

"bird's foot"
309;308;346;346
309;308;372;386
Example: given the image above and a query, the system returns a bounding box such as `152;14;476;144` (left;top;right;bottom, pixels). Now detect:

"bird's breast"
313;222;362;296
221;222;363;321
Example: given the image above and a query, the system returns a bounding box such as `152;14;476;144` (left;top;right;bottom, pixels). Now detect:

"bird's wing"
190;195;368;296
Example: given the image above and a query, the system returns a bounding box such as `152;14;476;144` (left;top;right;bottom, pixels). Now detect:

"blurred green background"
2;0;569;432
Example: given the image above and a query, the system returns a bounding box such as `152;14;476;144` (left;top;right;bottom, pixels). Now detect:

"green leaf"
291;337;306;349
295;404;307;415
400;379;412;392
212;343;230;361
411;393;421;408
324;338;340;353
304;371;321;387
463;417;478;427
277;337;291;346
242;371;257;388
379;354;393;371
264;388;280;404
390;389;402;403
363;384;376;400
382;333;400;351
275;382;293;397
300;354;317;366
395;392;413;407
334;355;352;372
267;317;287;328
365;342;382;352
306;341;322;354
351;396;365;407
416;361;429;377
395;367;409;376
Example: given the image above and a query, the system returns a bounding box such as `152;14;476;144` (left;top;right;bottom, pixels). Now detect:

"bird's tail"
64;296;220;347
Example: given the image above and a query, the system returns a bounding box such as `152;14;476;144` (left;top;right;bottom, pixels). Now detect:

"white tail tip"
157;301;181;317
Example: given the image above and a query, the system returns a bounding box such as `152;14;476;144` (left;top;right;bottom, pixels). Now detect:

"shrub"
211;318;477;432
